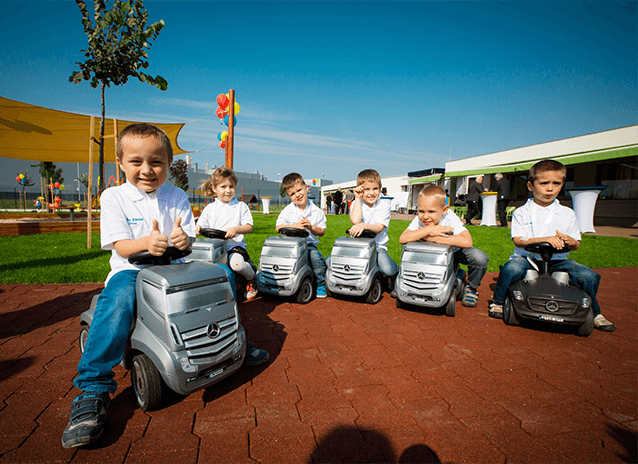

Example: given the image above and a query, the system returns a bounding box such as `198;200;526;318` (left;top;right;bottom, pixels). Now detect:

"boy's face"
214;178;236;204
286;181;309;208
528;170;564;207
418;195;448;226
118;136;170;194
360;180;381;207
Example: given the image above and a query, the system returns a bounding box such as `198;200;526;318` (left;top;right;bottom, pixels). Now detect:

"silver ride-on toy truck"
79;246;246;411
190;227;228;265
256;227;315;304
325;229;384;304
395;241;466;317
502;242;594;337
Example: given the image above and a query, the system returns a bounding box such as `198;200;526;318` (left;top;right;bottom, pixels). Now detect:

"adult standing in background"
326;193;332;215
465;175;486;225
495;173;510;227
333;188;343;215
345;189;355;214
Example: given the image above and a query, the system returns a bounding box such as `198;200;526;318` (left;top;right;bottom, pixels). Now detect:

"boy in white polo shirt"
276;172;328;298
489;159;615;332
62;124;195;448
196;167;269;367
349;169;398;294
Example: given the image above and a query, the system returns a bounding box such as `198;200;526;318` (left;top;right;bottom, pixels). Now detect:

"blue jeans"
308;245;326;287
454;247;489;291
377;248;399;279
493;256;602;316
75;270;139;393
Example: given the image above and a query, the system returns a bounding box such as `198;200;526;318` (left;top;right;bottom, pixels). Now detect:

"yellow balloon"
221;131;228;141
234;102;240;114
19;173;25;179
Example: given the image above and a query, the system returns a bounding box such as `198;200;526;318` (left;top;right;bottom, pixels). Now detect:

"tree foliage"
32;162;64;184
69;0;167;192
169;159;189;191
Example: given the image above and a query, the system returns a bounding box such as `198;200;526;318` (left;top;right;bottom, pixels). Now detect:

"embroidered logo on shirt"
127;217;144;226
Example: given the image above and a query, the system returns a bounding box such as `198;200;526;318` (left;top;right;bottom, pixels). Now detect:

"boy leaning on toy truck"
488;159;615;332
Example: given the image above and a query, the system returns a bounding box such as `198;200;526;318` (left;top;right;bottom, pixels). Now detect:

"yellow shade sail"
0;96;189;163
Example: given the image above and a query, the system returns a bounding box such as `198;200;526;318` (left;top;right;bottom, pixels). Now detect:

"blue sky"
1;0;636;183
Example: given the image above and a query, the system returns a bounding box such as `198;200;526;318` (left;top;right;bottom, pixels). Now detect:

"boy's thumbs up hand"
148;219;169;256
170;216;190;250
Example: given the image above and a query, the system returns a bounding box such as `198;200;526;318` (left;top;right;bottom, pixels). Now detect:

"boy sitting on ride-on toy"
488;159;615;332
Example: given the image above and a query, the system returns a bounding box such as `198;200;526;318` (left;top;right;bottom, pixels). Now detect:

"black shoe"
62;391;110;448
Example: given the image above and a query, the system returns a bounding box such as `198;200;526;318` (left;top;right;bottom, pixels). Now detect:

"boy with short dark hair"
400;185;489;306
62;123;196;448
488;159;615;331
276;172;328;298
349;169;398;292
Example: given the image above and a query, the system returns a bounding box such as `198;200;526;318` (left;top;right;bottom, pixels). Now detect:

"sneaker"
245;282;258;301
390;290;397;299
244;341;269;367
594;314;616;332
61;391;110;448
316;285;327;299
488;301;503;319
461;286;479;307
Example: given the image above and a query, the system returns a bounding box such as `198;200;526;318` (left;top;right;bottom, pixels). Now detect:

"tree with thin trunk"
70;0;168;193
169;159;189;192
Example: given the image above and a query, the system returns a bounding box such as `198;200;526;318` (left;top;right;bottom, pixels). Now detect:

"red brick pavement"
0;268;636;463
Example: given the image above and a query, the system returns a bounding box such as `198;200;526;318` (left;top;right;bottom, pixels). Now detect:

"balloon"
217;132;223;141
215;107;226;119
54;182;60;188
221;131;228;141
217;94;229;109
60;184;65;191
16;176;20;181
224;115;237;127
19;173;25;179
234;102;240;114
219;140;226;149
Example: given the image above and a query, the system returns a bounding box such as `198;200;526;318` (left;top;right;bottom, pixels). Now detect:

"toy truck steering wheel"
200;228;227;239
524;242;571;262
128;246;192;265
279;227;310;238
346;228;377;239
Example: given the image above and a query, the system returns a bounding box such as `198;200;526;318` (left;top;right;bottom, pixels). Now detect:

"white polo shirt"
511;198;580;260
276;201;326;246
100;182;196;284
360;198;392;250
196;198;253;250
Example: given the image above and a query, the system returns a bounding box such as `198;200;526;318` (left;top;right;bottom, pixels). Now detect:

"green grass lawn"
1;215;636;284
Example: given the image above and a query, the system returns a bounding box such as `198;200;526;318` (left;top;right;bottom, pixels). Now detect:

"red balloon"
54;182;60;188
217;94;229;109
219;140;226;149
215;107;227;119
16;176;20;181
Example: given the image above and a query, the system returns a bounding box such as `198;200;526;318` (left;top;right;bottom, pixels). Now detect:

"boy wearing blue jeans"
276;172;328;298
349;169;398;293
62;124;196;448
489;159;615;332
400;185;489;306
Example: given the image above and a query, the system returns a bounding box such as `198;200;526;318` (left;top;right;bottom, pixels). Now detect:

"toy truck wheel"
503;296;519;326
445;287;457;317
395;296;404;309
577;308;594;337
296;277;314;304
131;354;163;411
79;326;89;354
365;276;383;304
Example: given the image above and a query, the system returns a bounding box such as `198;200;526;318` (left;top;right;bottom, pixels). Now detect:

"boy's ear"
527;180;534;191
443;205;449;214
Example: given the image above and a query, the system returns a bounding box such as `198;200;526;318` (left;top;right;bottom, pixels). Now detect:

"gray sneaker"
62;391;110;448
594;314;616;332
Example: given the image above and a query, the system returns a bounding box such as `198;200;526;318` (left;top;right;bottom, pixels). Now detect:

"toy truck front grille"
330;261;367;284
401;269;446;291
259;262;295;287
179;315;239;364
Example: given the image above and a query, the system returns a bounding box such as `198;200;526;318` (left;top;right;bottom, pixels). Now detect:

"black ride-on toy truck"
502;242;594;337
79;246;246;411
256;227;316;304
325;229;384;304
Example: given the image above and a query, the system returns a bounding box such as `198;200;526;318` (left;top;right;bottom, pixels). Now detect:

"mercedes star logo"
545;301;559;312
417;272;425;280
344;264;351;272
207;323;221;339
273;264;279;272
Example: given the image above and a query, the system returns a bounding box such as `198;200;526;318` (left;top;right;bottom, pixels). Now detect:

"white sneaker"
594;314;616;332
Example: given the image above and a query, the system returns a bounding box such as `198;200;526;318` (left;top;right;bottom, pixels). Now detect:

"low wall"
0;220;100;236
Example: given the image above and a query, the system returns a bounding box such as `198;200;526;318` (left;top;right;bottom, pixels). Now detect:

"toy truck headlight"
513;290;524;301
581;297;591;308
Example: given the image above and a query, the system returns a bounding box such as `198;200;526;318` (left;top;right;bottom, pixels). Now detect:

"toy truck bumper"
256;270;307;297
396;276;456;309
326;269;373;297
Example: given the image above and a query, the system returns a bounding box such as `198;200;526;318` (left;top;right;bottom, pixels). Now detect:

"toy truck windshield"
402;250;448;266
262;244;299;258
332;244;371;259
